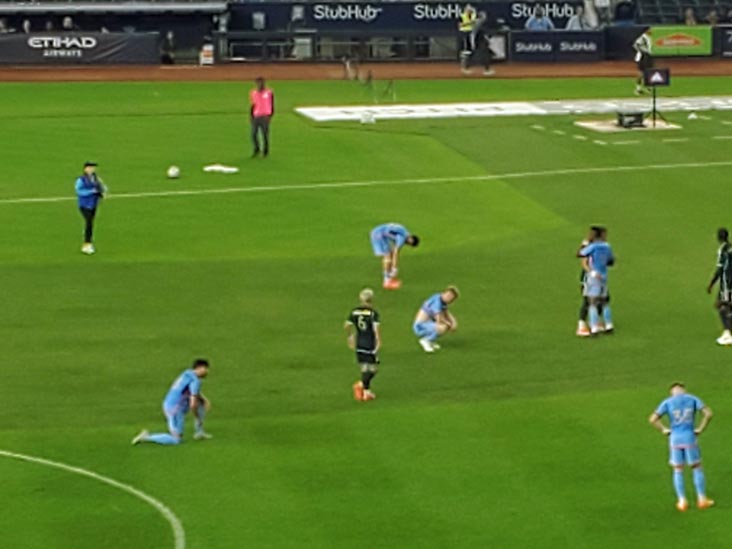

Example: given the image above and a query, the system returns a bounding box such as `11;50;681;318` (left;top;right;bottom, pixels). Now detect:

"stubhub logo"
312;4;383;22
413;3;464;20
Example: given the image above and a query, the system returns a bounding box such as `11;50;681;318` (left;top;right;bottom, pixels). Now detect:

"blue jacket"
75;174;104;209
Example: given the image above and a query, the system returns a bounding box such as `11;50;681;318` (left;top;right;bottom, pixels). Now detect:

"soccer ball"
166;165;181;179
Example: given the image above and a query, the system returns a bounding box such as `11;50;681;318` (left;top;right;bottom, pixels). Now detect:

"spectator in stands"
525;7;555;31
595;0;612;26
0;18;10;33
22;19;31;33
705;9;719;25
62;16;78;32
684;7;697;25
726;8;732;22
566;6;595;30
44;19;54;32
161;31;176;65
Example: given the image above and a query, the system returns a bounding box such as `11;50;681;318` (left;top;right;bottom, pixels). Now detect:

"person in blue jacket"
75;162;107;255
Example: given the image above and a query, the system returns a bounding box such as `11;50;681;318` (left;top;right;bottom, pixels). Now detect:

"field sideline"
2;75;732;549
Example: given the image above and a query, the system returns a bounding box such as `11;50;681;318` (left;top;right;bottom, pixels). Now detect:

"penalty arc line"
0;449;185;549
2;160;732;206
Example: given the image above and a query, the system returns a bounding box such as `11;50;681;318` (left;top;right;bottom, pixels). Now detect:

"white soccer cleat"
131;429;149;445
419;337;436;353
362;390;376;401
81;243;95;255
431;342;441;350
194;431;213;440
716;333;732;346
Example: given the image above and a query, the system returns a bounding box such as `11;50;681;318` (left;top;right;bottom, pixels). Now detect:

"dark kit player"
250;77;274;157
707;228;732;345
345;288;381;402
633;27;653;95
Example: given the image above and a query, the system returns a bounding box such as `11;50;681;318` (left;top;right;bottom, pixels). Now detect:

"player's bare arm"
695;406;713;435
374;323;381;352
344;321;355;349
648;412;670;435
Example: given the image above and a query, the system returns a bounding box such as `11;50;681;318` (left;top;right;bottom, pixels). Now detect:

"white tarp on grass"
296;96;732;122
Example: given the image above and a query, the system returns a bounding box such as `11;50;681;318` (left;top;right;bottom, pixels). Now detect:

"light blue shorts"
370;230;390;256
164;406;186;437
670;444;701;467
413;321;438;340
583;273;608;299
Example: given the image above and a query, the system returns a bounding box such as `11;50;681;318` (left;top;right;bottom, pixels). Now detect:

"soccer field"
2;75;732;549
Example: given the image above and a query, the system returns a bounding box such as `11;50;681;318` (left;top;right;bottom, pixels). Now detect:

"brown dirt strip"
0;59;729;82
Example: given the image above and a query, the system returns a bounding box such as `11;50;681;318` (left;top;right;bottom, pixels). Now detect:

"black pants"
251;116;271;155
79;207;96;243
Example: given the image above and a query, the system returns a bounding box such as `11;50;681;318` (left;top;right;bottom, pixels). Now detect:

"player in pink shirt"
249;77;275;157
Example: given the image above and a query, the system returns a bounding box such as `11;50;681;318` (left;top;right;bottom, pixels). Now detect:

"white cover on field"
203;164;239;174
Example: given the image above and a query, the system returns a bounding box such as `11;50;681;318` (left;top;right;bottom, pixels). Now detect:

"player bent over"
345;288;381;401
413;286;459;353
369;223;420;290
578;226;615;335
132;358;212;446
649;383;714;511
706;228;732;345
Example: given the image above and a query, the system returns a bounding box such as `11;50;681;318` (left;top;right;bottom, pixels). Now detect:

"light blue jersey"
370;223;409;256
655;394;705;447
421;293;446;320
579;241;614;277
163;369;201;412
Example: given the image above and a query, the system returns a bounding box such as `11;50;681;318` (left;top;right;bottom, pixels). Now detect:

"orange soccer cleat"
697;497;715;510
383;278;402;290
352;381;364;402
676;499;689;512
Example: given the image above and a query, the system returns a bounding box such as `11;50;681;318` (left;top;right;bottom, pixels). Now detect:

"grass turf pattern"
2;76;732;548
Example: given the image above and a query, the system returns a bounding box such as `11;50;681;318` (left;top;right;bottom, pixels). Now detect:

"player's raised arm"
695;406;713;435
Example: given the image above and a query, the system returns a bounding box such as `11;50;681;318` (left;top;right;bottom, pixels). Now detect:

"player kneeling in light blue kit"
132;358;212;446
649;382;714;512
413;286;459;353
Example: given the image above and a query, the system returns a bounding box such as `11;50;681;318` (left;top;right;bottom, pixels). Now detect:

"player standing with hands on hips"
75;161;107;255
649;383;714;512
250;77;274;158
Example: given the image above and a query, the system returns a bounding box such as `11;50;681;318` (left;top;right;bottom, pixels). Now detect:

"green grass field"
3;75;732;548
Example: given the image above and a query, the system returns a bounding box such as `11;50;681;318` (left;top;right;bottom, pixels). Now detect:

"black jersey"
716;242;732;290
346;307;380;352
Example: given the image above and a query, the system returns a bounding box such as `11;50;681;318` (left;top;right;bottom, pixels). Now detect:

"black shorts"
356;351;379;365
719;287;731;304
636;54;653;72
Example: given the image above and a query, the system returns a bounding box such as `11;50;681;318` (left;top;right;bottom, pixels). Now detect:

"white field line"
552;130;566;135
0;449;185;549
572;135;588;141
593;140;607;146
2;161;732;207
712;135;732;140
530;124;545;131
611;140;640;145
662;138;690;143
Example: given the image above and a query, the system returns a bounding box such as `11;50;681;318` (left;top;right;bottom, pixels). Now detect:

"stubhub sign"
511;31;605;61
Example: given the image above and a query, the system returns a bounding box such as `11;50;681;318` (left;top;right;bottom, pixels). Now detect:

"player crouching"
345;288;381;401
413;286;460;353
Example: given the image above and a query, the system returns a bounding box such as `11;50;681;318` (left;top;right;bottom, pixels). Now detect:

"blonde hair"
446;285;460;298
359;288;374;304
